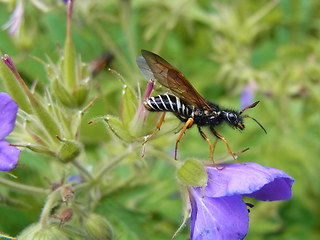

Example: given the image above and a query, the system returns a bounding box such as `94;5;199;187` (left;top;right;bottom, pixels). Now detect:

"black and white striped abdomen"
144;94;192;117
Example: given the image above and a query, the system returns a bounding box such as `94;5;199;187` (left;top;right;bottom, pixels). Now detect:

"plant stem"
0;232;17;240
95;146;137;181
94;22;133;75
73;182;90;192
0;177;49;195
248;0;279;26
119;0;136;68
39;188;61;228
71;159;93;181
145;147;178;166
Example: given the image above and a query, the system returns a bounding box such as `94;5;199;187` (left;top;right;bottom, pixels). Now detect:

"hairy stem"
95;146;138;181
71;159;93;181
145;147;178;166
0;177;49;195
39;188;61;228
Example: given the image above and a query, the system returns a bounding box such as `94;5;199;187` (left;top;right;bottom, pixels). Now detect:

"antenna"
239;101;266;134
242;115;267;134
239;101;260;115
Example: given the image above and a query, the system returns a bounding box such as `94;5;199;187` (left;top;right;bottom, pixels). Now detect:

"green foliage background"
0;0;320;239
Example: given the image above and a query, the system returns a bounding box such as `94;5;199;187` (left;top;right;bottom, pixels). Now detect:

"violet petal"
0;139;20;171
204;162;294;200
0;92;18;140
2;0;24;36
243;177;293;201
190;187;249;240
67;175;82;183
240;87;253;110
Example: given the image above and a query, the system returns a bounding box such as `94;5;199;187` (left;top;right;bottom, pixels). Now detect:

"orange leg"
198;127;224;170
143;112;166;145
175;118;194;160
212;138;218;157
211;129;244;165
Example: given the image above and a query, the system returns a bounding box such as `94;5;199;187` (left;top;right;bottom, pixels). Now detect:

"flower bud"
61;186;75;203
18;223;68;240
177;159;208;187
84;214;113;240
58;208;73;227
57;139;81;163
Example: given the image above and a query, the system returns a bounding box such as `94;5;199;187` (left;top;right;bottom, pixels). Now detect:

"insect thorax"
192;106;221;126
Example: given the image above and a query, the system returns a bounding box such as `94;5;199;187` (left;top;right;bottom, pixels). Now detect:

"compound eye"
228;113;237;122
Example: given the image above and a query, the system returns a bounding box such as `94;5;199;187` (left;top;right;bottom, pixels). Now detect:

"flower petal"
0;139;20;171
204;162;294;200
67;175;82;183
243;177;293;201
190;187;249;240
240;87;253;110
0;92;18;140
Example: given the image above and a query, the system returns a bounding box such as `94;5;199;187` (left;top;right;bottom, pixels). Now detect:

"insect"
138;50;266;167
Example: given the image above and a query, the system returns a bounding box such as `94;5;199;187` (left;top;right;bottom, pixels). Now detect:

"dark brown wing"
141;50;211;110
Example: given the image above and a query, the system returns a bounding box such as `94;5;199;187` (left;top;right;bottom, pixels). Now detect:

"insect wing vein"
141;50;212;110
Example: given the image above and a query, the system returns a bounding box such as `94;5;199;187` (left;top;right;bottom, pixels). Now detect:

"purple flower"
135;79;155;122
67;175;82;183
2;0;24;36
0;92;20;171
188;162;294;240
240;80;258;110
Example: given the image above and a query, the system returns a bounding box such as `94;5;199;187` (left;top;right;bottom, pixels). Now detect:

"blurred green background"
0;0;320;239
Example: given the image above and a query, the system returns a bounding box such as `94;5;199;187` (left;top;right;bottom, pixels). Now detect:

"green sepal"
57;140;82;163
0;52;32;113
177;159;208;187
121;85;138;126
73;84;89;107
31;96;61;143
64;39;77;89
70;111;82;139
52;78;75;107
12;143;56;157
104;115;133;142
